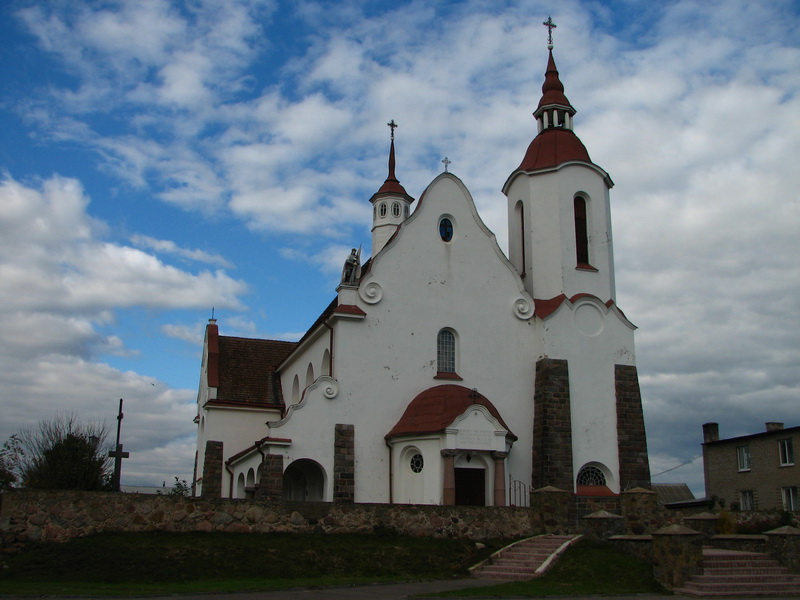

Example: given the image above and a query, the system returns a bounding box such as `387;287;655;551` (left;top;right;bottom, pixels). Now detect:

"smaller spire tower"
370;120;415;256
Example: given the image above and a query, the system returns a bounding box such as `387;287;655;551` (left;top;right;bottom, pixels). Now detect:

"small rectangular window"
737;445;751;471
782;486;798;511
739;490;754;511
778;438;795;466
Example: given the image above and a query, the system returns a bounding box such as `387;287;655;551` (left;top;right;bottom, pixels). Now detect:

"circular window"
392;202;401;217
439;218;453;242
410;453;424;473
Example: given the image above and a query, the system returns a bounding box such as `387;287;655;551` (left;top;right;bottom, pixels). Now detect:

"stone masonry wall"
334;424;355;503
255;454;283;500
615;365;651;490
201;441;223;498
532;358;573;490
0;490;533;549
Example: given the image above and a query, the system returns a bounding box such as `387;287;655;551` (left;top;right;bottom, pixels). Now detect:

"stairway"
675;548;800;597
471;534;579;581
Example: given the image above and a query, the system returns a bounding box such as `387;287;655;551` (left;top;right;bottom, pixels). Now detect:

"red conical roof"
376;138;410;196
536;49;573;111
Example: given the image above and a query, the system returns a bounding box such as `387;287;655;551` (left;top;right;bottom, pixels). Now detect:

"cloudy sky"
1;0;797;495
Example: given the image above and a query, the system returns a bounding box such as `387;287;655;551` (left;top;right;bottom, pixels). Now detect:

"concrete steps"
471;534;579;581
675;548;800;597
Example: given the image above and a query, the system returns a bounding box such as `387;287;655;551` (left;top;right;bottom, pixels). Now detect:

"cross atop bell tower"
543;16;556;49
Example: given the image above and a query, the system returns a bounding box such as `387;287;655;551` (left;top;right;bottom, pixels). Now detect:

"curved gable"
386;384;517;440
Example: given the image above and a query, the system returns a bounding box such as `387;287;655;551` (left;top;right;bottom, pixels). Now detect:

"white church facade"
193;44;651;505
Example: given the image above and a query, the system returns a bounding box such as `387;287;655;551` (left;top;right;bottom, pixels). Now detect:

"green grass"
0;534;665;597
424;539;667;597
0;531;505;595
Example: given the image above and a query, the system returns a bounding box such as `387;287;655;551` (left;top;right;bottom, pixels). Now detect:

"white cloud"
131;235;234;268
4;0;799;491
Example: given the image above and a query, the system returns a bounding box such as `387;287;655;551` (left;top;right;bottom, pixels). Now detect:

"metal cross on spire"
387;119;398;140
543;15;557;50
442;156;451;172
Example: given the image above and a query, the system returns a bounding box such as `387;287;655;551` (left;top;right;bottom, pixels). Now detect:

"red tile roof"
212;336;297;406
386;384;517;440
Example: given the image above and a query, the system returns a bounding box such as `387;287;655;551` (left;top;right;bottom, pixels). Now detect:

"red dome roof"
516;127;591;172
386;384;516;440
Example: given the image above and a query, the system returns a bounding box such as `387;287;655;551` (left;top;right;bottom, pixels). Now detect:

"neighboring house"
193;42;651;505
703;422;799;511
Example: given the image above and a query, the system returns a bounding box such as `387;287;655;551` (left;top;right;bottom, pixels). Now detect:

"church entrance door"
283;459;325;501
454;467;485;506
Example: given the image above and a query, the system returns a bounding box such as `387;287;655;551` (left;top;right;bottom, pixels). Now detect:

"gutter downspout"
386;439;393;504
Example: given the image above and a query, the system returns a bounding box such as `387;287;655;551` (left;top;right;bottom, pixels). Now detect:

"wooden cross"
108;398;130;492
442;156;451;172
543;16;557;49
387;119;398;140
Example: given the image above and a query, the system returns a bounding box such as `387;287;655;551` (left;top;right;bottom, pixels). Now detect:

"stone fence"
3;486;798;591
0;489;534;549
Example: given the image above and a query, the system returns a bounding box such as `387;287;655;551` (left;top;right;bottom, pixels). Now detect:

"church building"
193;36;651;505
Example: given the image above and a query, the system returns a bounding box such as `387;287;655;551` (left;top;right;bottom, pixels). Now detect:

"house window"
379;202;387;217
437;329;456;373
739;490;754;511
392;202;401;217
574;196;589;265
782;486;798;511
737;445;751;471
779;438;795;466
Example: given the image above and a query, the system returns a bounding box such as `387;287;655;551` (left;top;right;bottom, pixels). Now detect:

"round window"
439;218;453;242
410;453;424;473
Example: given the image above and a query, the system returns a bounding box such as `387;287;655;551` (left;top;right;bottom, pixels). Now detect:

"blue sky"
1;0;798;495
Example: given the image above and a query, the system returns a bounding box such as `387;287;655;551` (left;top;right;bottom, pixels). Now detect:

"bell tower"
502;28;615;304
370;120;415;256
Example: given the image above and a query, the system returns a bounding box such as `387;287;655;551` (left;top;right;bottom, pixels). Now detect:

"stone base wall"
615;365;651;489
0;490;533;549
532;358;573;490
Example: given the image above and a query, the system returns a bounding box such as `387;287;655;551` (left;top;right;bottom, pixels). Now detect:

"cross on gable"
543;16;557;49
442;156;451;172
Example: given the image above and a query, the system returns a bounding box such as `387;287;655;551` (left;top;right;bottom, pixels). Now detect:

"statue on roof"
341;248;361;285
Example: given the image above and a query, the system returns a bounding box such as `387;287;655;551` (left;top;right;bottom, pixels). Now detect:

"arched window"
576;464;606;486
291;375;300;403
379;202;387;218
437;329;456;374
392;202;401;217
305;363;315;388
574;196;589;265
322;349;331;376
515;200;526;277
